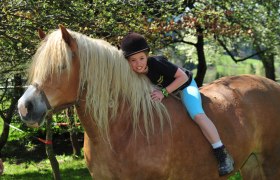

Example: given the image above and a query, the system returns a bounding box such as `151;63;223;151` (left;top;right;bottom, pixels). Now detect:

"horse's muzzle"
17;84;50;127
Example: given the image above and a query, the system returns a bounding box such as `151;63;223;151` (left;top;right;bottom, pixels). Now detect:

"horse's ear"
38;28;46;40
59;24;74;46
59;24;77;53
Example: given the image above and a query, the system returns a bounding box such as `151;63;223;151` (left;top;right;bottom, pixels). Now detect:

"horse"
17;25;280;180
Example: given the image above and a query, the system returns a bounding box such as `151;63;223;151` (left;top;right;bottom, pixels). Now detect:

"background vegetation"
0;0;279;179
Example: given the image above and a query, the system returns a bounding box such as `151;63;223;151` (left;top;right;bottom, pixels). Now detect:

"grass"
1;155;91;180
0;118;91;179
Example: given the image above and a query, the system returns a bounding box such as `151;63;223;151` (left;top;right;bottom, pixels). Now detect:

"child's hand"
151;89;164;102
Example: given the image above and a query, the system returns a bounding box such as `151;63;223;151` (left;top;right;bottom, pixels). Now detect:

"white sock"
212;140;223;149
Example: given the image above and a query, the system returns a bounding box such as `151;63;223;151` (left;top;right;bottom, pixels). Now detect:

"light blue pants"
180;78;205;119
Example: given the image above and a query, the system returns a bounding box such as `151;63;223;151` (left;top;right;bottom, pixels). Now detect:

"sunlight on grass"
1;155;91;180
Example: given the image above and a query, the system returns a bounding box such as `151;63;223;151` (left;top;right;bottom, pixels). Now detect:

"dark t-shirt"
146;56;193;90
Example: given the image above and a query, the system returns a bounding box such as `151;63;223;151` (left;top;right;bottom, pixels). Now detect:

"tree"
0;74;23;153
210;0;280;80
154;0;279;83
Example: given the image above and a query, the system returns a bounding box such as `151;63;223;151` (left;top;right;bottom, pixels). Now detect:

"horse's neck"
74;91;97;142
75;93;133;146
75;104;98;142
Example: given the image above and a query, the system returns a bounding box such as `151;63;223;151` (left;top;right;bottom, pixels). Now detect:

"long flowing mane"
28;29;170;139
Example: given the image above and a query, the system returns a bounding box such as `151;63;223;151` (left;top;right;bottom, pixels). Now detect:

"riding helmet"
120;32;150;58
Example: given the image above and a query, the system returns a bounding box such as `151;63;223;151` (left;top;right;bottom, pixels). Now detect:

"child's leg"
180;79;221;147
180;78;234;176
193;114;222;147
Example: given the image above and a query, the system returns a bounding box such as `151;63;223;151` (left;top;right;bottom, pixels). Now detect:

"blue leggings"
180;78;205;119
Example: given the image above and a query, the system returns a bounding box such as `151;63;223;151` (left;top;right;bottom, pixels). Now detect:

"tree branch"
216;37;269;63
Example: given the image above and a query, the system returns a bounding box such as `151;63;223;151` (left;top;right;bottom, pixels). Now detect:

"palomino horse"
18;25;280;180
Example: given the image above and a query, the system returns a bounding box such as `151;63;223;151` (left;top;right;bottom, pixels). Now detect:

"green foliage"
51;110;83;135
1;0;279;85
228;172;243;180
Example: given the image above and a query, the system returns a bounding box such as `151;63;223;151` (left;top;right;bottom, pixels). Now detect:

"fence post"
46;115;61;180
66;107;81;157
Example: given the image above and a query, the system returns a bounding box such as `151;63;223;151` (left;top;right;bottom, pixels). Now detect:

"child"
120;32;234;176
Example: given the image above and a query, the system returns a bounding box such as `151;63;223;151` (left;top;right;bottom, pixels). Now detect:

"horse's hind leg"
240;153;265;180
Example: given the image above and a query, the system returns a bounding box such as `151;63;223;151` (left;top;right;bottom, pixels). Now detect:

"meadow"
2;155;91;180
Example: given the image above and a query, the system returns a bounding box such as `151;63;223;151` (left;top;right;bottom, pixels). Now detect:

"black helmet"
120;32;150;58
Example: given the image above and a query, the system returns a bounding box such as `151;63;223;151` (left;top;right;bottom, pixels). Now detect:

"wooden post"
66;107;81;157
46;115;61;180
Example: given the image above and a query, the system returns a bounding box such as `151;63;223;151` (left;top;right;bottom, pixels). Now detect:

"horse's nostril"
26;101;34;112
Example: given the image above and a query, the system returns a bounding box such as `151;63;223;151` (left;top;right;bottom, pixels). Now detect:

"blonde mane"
29;29;170;139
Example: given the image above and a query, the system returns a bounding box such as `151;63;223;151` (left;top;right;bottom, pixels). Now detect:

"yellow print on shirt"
157;75;164;85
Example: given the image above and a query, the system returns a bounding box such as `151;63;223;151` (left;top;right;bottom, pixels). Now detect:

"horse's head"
18;25;80;127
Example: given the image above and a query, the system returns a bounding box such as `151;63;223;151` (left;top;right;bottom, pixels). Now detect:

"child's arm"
165;68;189;94
151;68;189;102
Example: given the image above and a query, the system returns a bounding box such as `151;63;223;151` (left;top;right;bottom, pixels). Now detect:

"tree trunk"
262;55;275;81
46;115;61;180
255;43;276;81
194;26;207;87
258;52;276;81
0;74;23;153
66;107;81;157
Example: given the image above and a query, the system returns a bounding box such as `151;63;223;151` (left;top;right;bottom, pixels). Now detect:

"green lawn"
1;155;91;180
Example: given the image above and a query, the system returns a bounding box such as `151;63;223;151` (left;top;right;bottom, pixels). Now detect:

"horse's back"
201;74;280;142
200;75;280;179
163;74;280;179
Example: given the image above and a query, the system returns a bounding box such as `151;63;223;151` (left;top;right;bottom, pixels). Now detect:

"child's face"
127;52;148;74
